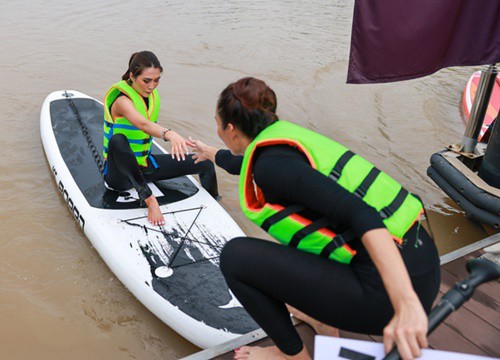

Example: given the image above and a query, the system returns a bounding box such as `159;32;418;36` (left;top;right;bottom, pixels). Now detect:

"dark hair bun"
217;77;278;138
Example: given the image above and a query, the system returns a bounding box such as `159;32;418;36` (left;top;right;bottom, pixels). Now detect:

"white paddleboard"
40;90;258;348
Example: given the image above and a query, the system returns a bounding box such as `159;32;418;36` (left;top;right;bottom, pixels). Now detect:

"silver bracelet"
161;128;171;141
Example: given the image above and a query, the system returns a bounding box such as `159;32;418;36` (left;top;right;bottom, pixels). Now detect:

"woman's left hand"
383;296;429;360
167;131;190;161
188;137;218;164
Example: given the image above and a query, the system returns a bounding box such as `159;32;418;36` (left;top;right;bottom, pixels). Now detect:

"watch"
161;128;171;141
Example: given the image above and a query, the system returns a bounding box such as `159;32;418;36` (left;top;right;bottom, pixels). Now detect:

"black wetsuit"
216;146;441;356
104;94;218;200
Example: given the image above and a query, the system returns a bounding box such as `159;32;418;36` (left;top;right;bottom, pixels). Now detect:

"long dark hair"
217;77;278;139
121;51;163;81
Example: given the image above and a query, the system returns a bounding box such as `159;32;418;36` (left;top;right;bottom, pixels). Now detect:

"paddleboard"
40;90;259;348
462;70;500;141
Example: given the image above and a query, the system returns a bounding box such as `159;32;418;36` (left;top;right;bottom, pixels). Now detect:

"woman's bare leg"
144;195;165;226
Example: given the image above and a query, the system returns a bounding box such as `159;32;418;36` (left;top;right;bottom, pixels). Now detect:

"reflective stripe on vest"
239;120;423;265
103;80;160;167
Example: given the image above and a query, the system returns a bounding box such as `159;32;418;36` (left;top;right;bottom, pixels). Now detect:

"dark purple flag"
347;0;500;84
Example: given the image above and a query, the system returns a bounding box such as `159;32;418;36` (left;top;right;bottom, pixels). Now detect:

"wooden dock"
184;233;500;359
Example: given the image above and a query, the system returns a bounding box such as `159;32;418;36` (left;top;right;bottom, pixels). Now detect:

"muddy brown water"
0;1;492;359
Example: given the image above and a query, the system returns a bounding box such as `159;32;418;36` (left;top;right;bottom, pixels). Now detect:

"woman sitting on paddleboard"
190;77;440;360
103;51;218;226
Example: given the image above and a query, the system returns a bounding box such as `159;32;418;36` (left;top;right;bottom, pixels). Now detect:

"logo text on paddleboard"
52;165;85;230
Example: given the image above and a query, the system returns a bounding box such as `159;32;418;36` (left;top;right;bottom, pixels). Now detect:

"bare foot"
144;195;165;226
286;305;339;338
234;346;310;360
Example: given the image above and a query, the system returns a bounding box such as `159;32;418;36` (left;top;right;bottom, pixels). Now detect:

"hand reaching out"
188;137;219;164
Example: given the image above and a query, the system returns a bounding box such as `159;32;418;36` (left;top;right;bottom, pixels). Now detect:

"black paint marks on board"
339;346;375;360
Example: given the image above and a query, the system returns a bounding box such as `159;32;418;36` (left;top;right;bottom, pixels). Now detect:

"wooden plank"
441;250;482;276
439;268;500;329
339;330;373;342
441;304;500;357
428;322;488;356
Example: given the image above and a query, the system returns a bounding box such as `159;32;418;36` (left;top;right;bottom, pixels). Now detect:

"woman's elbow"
137;121;153;135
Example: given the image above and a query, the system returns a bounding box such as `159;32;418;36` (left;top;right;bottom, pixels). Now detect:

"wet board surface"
40;90;258;348
462;70;500;141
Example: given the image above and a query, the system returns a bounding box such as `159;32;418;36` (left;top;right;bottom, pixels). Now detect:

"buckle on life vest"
379;188;409;219
329;150;355;181
354;167;381;198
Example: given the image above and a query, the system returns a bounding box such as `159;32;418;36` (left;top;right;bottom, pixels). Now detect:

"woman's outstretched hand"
383;296;429;360
167;131;190;161
188;137;219;164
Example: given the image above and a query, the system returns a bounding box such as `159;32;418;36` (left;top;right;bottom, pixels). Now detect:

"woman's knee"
220;237;249;277
108;133;129;151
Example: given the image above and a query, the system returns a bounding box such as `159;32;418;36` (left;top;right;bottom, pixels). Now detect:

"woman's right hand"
361;228;429;360
166;130;190;161
188;137;219;164
383;295;429;360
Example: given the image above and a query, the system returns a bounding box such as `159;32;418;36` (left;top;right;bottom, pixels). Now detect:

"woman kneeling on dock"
190;77;441;360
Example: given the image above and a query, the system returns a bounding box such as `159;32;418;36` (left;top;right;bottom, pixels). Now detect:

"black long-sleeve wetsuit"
103;94;218;200
104;134;218;199
215;146;440;356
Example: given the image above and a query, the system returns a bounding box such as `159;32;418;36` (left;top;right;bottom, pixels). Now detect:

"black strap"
320;229;356;258
354;167;380;198
288;218;332;248
380;188;409;219
261;204;305;232
330;150;355;180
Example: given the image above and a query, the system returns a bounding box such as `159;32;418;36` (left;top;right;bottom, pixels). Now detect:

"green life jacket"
239;120;423;265
103;80;160;167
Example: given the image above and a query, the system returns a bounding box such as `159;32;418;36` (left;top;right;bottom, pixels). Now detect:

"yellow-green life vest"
239;120;423;265
103;80;160;167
